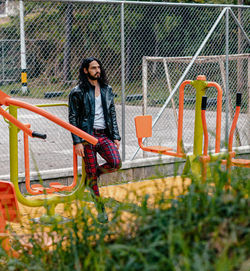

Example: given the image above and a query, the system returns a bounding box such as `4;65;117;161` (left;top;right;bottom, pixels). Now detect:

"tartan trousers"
83;130;121;197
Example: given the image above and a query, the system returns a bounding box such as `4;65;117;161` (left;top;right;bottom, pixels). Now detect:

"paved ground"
0;96;248;179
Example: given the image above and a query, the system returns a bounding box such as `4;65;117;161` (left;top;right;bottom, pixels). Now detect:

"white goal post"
142;54;250;138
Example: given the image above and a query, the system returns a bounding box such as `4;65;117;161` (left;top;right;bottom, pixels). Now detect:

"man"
68;57;121;223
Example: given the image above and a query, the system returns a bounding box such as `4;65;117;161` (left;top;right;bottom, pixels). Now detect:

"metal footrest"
231;158;250;168
49;182;67;190
144;145;173;152
31;184;45;192
31;184;55;193
221;158;250;168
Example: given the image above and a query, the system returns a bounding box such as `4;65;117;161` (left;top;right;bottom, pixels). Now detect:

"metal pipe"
1;42;4;81
9;105;18;186
55;0;249;9
2;97;98;145
131;7;227;160
229;8;250;45
121;2;126;161
63;3;73;82
142;57;147;115
207;82;223;153
225;8;229;145
19;0;28;95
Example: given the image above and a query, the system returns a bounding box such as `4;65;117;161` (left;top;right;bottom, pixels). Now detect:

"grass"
0;161;249;271
1;78;248;113
0;81;72;101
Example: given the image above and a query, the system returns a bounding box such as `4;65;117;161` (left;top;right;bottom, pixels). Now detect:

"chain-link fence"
0;0;249;177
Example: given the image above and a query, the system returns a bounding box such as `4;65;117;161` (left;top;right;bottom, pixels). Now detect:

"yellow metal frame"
2;100;93;217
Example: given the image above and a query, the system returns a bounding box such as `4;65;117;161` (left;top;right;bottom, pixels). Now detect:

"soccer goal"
142;54;250;146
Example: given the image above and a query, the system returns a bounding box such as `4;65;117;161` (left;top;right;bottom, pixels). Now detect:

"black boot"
90;191;108;224
96;201;108;224
86;177;108;223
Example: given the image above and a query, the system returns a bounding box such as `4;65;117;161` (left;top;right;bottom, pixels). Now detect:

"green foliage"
1;0;247;85
1;164;249;270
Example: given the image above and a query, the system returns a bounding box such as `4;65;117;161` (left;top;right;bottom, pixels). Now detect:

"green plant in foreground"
0;165;249;271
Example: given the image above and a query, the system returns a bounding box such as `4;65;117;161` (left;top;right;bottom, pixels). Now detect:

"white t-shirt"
93;94;106;129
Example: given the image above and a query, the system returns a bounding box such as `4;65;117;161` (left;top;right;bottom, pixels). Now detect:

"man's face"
84;60;101;80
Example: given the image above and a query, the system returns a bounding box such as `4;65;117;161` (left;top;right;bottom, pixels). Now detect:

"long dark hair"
78;57;108;90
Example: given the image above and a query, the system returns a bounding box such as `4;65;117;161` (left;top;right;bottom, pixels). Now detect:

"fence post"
142;56;147;115
225;7;229;145
63;3;73;83
19;0;28;95
121;2;126;161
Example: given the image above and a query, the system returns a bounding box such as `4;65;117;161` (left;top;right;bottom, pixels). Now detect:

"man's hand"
114;140;120;150
75;143;85;157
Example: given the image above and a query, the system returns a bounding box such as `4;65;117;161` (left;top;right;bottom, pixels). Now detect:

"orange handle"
201;97;208;156
3;97;98;145
228;93;242;152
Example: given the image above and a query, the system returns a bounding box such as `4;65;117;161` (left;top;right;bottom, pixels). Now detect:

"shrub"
1;166;249;271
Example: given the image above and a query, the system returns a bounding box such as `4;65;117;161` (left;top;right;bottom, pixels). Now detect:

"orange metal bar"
0;90;10;106
23;127;56;195
177;80;192;154
58;146;78;192
201;111;208;157
0;91;95;196
138;138;186;158
23;124;35;195
0;107;33;137
206;82;222;153
3;97;97;145
23;126;79;195
225;96;241;187
228;105;241;152
200;97;209;183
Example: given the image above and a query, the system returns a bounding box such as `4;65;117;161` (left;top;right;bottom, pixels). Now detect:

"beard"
87;72;100;80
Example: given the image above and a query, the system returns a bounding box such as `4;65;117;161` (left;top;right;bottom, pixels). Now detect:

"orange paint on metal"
177;80;192;154
201;109;208;157
206;82;222;153
228;105;241;152
134;115;185;158
2;95;97;145
197;75;207;81
0;181;20;258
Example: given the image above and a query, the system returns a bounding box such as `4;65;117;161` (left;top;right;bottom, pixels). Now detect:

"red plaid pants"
83;130;121;197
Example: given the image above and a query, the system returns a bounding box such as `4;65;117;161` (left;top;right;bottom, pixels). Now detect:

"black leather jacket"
68;84;121;145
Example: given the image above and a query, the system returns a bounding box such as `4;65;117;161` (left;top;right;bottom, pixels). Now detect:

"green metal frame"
8;103;86;217
183;78;208;177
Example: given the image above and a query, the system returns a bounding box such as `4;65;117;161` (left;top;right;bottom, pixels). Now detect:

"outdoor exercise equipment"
0;89;98;220
23;123;79;195
135;75;223;177
201;93;250;182
0;180;20;257
0;180;66;257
